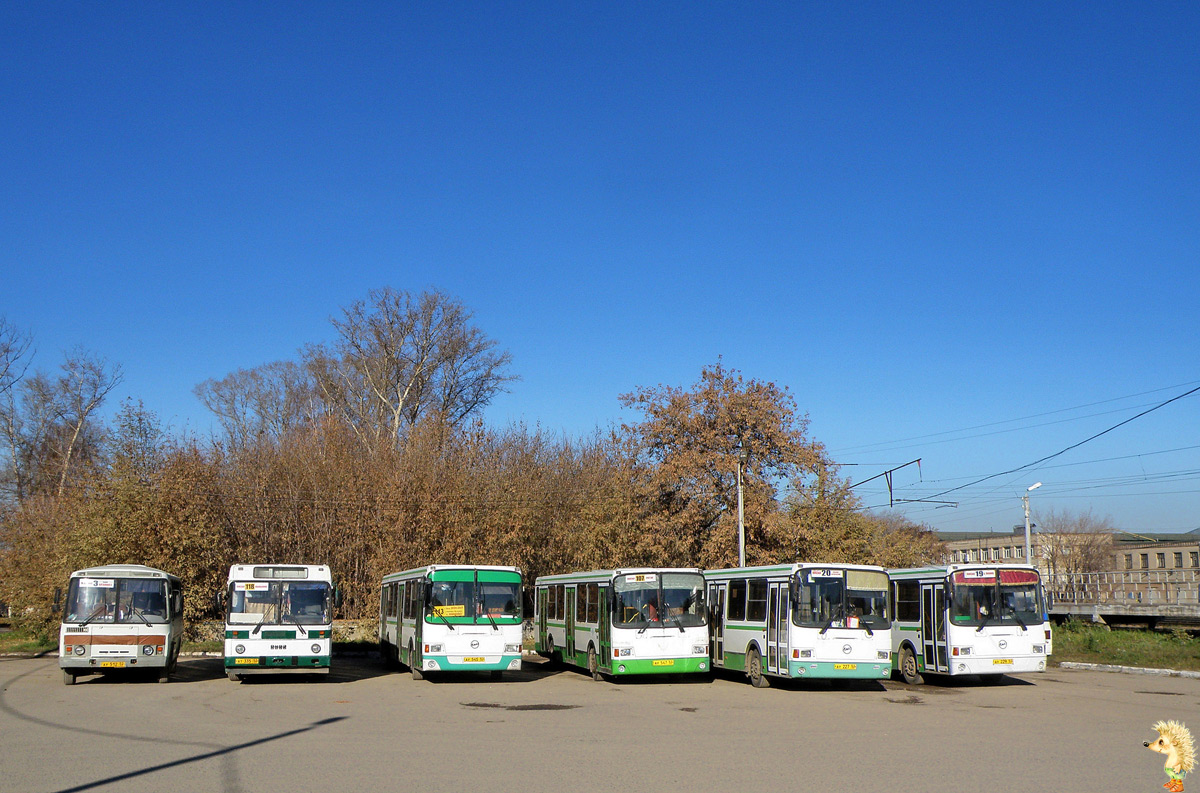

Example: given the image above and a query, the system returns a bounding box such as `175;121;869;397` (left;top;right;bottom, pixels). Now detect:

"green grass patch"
1052;620;1200;672
0;626;56;654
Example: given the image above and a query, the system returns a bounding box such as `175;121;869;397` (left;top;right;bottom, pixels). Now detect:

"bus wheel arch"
586;643;602;681
745;643;769;688
897;642;923;685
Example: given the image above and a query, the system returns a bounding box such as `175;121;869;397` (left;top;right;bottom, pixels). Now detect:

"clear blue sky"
4;3;1198;535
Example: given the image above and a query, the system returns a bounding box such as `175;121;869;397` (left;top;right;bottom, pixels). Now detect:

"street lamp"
1023;482;1042;566
736;445;751;568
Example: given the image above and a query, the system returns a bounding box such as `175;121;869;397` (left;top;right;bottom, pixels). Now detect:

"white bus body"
379;565;523;680
534;568;710;679
58;564;184;685
704;564;892;686
889;564;1052;684
223;564;334;680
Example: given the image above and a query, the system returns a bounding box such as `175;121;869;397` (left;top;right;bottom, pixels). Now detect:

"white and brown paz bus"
58;564;184;685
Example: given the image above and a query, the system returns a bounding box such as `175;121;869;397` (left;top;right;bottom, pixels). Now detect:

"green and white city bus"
222;564;334;681
379;565;523;680
889;564;1051;684
58;564;184;685
534;568;710;680
703;564;892;687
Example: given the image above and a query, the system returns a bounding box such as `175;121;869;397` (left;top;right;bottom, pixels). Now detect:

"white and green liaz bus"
379;565;523;680
703;563;892;687
889;563;1051;684
533;568;710;680
58;564;184;685
222;564;335;681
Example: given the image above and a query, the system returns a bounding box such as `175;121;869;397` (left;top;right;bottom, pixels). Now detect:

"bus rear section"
535;569;710;680
223;564;334;681
380;565;523;680
705;564;892;687
58;564;184;685
889;564;1052;684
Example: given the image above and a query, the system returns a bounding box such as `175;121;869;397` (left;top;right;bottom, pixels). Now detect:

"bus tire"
227;672;242;682
545;637;559;669
62;669;76;686
410;643;424;680
157;669;170;684
898;645;923;685
587;646;602;681
746;646;769;688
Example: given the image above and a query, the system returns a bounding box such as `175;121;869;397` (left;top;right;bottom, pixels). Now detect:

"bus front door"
598;586;611;671
565;587;577;664
708;583;726;665
766;581;787;675
921;583;949;674
537;587;548;650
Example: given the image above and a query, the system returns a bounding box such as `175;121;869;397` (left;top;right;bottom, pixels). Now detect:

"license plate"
235;658;259;665
652;659;674;667
993;659;1013;665
834;663;857;670
463;657;485;663
100;661;126;668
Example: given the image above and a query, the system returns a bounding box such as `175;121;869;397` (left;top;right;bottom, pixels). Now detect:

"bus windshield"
426;578;522;622
793;568;890;630
613;572;706;629
66;577;169;624
228;581;331;625
950;569;1044;628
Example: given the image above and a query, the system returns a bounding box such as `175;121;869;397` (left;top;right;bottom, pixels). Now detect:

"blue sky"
3;3;1198;534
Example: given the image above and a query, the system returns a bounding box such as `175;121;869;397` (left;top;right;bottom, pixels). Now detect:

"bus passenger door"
766;581;786;675
598;586;611;671
565;587;577;662
708;583;725;664
921;583;948;673
537;587;548;650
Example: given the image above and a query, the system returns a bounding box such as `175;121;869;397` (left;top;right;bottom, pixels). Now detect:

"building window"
1174;552;1183;568
952;550;960;563
1004;547;1012;559
1016;546;1024;558
1141;554;1149;569
1157;553;1166;569
1190;552;1199;568
1125;554;1133;569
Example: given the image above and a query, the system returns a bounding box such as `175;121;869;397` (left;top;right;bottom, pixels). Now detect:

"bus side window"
727;579;747;622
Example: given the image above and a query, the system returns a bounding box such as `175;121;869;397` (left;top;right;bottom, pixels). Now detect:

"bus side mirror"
52;588;62;613
334;588;344;609
214;591;224;612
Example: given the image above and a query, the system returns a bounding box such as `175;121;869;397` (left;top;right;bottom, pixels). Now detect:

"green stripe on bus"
476;570;521;583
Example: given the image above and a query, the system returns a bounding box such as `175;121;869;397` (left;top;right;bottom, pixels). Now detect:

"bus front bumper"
224;655;331;673
788;660;891;679
608;656;709;675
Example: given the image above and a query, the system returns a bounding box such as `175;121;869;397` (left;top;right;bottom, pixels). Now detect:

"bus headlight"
799;649;813;658
877;650;889;660
235;644;246;654
1033;645;1045;654
142;644;154;656
692;645;707;655
615;647;632;657
952;647;971;656
427;644;443;654
311;644;321;654
504;644;521;654
74;644;86;656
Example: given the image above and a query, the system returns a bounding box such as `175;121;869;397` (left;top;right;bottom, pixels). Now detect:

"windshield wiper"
129;606;153;628
433;610;455;631
252;601;278;635
666;613;684;633
281;611;308;637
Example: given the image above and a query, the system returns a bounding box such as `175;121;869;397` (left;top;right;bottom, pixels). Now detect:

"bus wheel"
62;669;77;686
898;646;923;685
545;638;559;669
746;647;769;688
227;672;242;682
587;646;603;682
157;669;170;684
410;644;424;680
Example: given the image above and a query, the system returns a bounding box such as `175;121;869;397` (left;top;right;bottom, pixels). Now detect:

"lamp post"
1023;482;1042;566
736;446;751;568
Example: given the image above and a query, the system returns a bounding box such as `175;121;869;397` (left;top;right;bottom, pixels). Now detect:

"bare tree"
52;348;124;496
194;360;319;448
1038;507;1115;577
305;288;516;450
0;318;34;501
